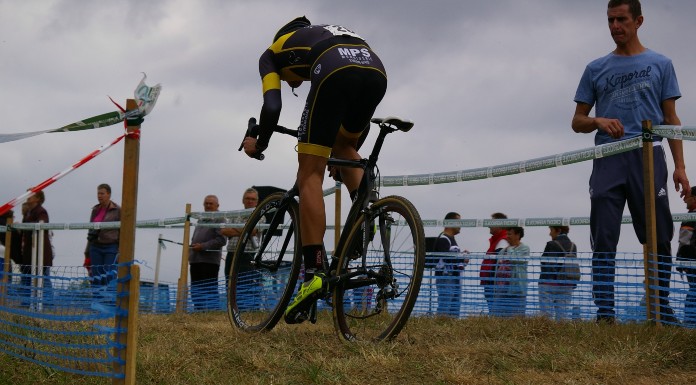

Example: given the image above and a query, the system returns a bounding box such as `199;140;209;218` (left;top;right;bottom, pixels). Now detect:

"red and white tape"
0;133;129;217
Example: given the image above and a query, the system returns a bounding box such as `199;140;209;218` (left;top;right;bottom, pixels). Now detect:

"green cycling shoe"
284;274;325;324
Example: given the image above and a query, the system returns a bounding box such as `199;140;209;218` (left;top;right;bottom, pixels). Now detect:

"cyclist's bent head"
273;16;311;42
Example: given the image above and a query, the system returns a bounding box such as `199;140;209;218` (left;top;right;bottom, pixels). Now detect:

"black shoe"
596;314;615;324
659;316;681;326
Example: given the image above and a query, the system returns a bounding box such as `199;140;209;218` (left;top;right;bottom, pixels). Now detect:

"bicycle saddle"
371;116;414;132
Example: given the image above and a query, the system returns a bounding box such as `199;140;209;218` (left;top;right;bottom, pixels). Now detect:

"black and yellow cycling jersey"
258;24;387;158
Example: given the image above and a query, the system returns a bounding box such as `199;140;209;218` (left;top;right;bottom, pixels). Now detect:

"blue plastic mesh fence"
175;251;695;328
417;251;695;326
0;264;129;379
2;252;694;381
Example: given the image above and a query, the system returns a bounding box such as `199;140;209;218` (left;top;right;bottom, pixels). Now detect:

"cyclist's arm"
256;50;282;151
257;89;281;150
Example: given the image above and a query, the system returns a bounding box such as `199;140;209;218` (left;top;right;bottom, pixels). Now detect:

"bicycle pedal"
286;310;309;324
285;302;311;324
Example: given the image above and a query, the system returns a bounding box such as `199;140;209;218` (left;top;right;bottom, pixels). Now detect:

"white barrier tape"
7;212;696;231
380;125;696;188
381;136;643;187
652;125;696;141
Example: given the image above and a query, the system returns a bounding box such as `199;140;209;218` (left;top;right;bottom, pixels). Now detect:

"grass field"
2;312;696;385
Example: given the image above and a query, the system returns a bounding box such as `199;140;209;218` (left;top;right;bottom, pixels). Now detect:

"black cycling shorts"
297;39;387;158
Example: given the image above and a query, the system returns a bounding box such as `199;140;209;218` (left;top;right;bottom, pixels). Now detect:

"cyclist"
242;16;388;323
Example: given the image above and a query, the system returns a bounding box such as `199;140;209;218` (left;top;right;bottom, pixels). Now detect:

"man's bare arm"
572;102;625;139
663;98;690;197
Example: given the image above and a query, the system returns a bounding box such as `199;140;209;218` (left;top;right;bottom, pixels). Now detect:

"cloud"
2;0;696;283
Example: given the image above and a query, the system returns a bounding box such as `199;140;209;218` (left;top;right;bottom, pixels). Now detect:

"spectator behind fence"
539;226;579;321
0;210;23;267
571;0;688;324
21;191;54;306
480;212;509;316
676;185;696;326
86;184;121;286
221;188;259;291
433;212;469;317
189;195;227;311
495;226;529;317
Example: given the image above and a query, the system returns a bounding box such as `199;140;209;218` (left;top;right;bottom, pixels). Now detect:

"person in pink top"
86;184;121;286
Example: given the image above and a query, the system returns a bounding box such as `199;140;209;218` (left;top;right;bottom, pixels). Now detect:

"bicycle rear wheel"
227;192;302;332
332;195;425;341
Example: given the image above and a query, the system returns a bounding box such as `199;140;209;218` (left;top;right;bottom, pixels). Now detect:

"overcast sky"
2;0;696;284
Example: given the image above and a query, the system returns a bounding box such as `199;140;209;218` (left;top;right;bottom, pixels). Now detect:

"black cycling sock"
302;244;324;282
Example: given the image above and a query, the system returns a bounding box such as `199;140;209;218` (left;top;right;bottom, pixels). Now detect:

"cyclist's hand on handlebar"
242;137;267;159
240;117;266;160
327;165;343;183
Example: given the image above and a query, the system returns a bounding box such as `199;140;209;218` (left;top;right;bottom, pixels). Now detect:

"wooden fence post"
176;203;192;313
641;119;661;323
113;99;141;385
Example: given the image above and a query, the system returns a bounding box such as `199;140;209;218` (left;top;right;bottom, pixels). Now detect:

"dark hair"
34;190;45;204
608;0;642;19
491;212;507;219
509;226;524;238
550;225;570;234
0;210;13;229
98;183;111;194
444;212;460;220
273;16;311;43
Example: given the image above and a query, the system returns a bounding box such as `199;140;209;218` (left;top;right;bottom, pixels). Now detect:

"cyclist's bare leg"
284;153;329;323
298;152;329;280
297;153;328;246
331;130;363;193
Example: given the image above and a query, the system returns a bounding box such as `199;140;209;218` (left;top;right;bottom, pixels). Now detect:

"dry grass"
2;312;696;385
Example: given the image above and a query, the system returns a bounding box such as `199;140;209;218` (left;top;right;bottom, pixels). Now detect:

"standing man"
572;0;688;323
242;17;388;323
87;183;121;286
221;188;259;290
539;226;579;321
676;186;696;326
189;195;227;311
433;212;469;317
480;212;509;316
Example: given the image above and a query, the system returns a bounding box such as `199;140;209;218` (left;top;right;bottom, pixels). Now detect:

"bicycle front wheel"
227;192;302;332
332;195;425;342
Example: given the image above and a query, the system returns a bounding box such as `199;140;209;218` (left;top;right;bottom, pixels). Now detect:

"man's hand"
191;243;203;252
673;168;690;198
595;117;625;139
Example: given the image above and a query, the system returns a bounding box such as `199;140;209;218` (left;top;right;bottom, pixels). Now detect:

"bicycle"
227;116;425;342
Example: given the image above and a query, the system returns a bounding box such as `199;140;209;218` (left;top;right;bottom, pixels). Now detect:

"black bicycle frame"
251;123;399;286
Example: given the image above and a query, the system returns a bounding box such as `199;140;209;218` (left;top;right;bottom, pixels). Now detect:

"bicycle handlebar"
238;117;299;161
